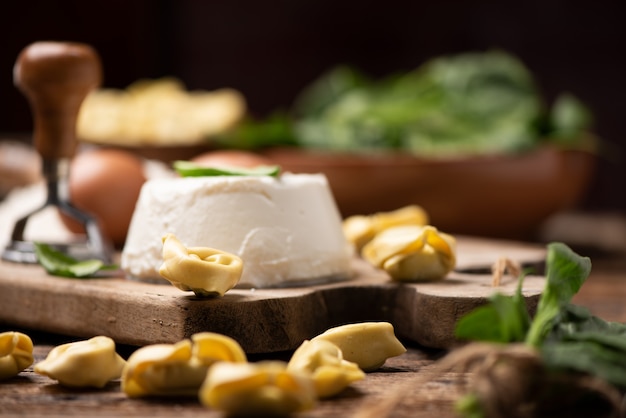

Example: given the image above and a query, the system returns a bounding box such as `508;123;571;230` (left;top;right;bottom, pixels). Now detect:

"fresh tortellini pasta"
343;205;429;251
34;336;125;388
199;360;316;416
122;340;205;397
190;332;247;366
77;77;247;146
122;332;246;397
310;322;406;372
0;331;34;380
362;225;456;281
287;339;365;397
159;233;243;297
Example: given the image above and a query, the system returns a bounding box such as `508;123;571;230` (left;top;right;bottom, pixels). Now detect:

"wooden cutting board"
0;236;546;353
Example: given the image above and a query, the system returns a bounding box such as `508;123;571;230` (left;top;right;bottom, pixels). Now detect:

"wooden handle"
14;41;102;160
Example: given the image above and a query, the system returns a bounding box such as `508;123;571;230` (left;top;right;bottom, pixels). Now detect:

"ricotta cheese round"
121;173;354;288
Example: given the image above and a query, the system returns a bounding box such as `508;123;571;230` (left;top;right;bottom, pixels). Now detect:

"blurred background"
1;0;625;242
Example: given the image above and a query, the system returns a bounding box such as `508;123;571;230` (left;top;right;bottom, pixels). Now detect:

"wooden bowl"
263;146;596;239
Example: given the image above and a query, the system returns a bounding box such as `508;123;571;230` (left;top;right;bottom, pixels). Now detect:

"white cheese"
121;173;354;288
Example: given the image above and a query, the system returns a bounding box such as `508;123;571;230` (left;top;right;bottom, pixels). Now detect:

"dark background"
1;0;624;212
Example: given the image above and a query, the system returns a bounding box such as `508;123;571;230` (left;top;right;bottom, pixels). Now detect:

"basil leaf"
34;242;116;278
173;160;281;177
525;243;591;347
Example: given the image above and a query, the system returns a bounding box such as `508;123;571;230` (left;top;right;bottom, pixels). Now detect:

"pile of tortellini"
343;205;457;281
1;322;405;416
76;78;246;146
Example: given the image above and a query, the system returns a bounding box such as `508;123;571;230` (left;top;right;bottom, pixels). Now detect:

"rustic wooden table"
1;248;625;418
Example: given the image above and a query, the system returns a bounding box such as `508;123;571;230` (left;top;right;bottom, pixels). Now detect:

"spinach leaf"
541;341;626;388
549;93;594;144
549;304;626;344
525;242;591;347
455;275;530;343
455;303;508;343
455;243;592;347
173;161;281;177
34;243;117;278
540;303;626;388
219;51;594;157
212;111;297;150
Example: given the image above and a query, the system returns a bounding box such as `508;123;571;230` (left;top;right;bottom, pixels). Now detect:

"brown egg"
190;149;273;168
60;148;146;247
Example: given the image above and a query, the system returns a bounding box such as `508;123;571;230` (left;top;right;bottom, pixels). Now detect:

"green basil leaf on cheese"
173;160;281;177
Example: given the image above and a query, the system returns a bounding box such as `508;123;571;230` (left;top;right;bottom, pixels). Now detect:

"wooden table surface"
1;248;625;418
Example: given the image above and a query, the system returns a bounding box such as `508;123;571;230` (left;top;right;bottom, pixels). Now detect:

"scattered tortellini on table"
34;336;126;388
199;322;404;414
3;322;406;416
0;331;34;380
344;205;457;281
159;233;243;297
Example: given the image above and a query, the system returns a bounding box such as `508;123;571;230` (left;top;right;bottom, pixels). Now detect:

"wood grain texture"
0;237;546;353
1;244;623;418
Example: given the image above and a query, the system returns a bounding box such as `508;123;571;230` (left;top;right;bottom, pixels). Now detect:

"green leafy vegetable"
450;242;626;418
525;242;591;347
455;275;530;343
294;50;543;156
219;50;594;157
213;111;297;150
34;242;117;278
455;393;485;418
540;304;626;388
549;93;594;144
455;242;592;346
454;242;626;390
173;160;281;177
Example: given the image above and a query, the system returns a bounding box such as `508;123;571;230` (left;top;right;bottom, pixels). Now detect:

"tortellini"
34;336;126;388
287;339;365;397
77;78;247;146
159;233;243;297
199;360;316;416
343;205;429;251
191;332;247;366
362;225;456;281
0;331;34;380
311;322;406;372
14;323;404;413
122;332;246;397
